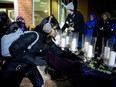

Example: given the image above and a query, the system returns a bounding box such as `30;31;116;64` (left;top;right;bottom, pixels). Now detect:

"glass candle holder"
69;32;78;52
82;35;92;52
54;30;62;45
60;35;66;49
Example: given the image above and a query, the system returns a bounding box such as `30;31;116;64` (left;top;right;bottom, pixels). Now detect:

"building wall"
17;0;88;26
52;0;59;21
78;0;88;22
18;0;32;27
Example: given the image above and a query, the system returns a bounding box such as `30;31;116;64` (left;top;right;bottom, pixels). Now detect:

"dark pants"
0;60;43;87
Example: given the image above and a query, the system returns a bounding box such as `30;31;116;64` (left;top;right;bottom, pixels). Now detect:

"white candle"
55;35;60;45
60;37;66;48
104;47;110;59
66;36;70;45
87;45;93;58
84;42;89;52
108;51;116;66
71;38;77;52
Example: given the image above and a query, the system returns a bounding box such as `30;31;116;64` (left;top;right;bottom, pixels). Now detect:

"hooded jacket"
0;11;12;37
85;13;97;36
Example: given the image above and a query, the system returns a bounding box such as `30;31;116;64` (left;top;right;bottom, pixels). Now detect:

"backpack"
1;28;39;57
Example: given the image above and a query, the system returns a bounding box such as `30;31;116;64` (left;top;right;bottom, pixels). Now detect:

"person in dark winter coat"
16;16;28;31
85;13;97;36
93;12;112;54
0;11;12;37
0;11;12;57
6;16;28;34
62;2;85;49
0;15;78;87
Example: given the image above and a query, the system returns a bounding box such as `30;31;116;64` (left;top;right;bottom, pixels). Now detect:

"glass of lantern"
54;30;62;46
69;32;79;53
60;34;66;50
83;36;97;61
102;39;116;69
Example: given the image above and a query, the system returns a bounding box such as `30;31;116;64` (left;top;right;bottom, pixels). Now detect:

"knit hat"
43;23;52;33
16;16;23;20
66;2;74;10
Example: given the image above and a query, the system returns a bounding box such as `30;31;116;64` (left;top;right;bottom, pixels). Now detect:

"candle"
84;42;89;52
66;36;70;45
108;51;116;66
60;37;66;48
55;35;60;45
71;38;77;52
104;47;110;59
87;45;93;58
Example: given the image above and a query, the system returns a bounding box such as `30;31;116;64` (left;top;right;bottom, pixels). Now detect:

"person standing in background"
0;11;12;37
93;12;112;54
6;16;29;34
0;11;12;58
16;16;28;31
85;13;97;36
62;2;85;49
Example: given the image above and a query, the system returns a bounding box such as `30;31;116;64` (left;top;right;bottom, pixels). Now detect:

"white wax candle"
87;45;93;58
66;36;70;45
104;47;110;59
108;51;116;66
55;35;60;45
71;38;77;52
60;38;66;48
84;42;89;52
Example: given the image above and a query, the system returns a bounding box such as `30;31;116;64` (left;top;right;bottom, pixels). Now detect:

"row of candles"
101;39;116;67
54;30;116;68
82;36;116;67
54;31;78;52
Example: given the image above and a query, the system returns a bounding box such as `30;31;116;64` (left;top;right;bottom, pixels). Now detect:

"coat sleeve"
48;41;63;56
74;12;85;33
49;41;81;60
9;32;37;57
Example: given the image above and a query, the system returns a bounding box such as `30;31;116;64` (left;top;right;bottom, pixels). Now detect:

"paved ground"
20;75;74;87
0;59;74;87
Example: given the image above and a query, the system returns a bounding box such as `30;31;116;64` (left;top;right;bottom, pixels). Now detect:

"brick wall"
18;0;32;27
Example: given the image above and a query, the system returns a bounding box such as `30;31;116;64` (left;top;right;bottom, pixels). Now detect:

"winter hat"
66;2;74;11
16;16;23;20
16;16;25;23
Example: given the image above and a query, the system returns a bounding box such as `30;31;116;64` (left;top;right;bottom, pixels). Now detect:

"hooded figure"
62;2;85;49
85;13;97;36
16;16;28;31
0;11;12;57
0;11;12;37
6;16;28;34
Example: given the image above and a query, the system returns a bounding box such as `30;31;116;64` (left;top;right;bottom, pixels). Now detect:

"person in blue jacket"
85;13;97;36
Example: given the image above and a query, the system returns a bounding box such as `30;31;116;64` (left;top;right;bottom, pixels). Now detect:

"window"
33;0;50;26
33;0;67;27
